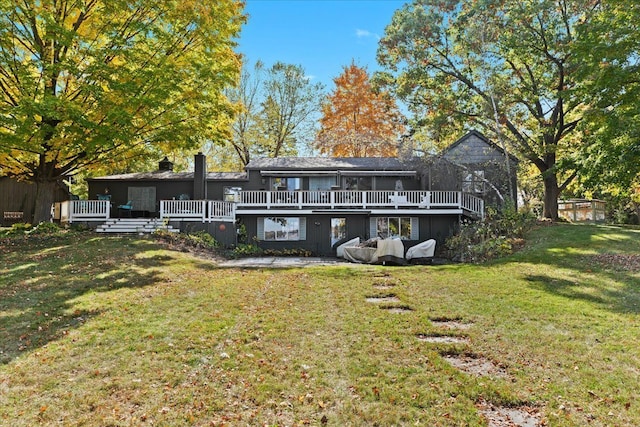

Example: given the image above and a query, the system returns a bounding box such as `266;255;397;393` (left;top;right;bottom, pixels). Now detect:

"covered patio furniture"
342;237;405;265
375;238;406;265
343;245;378;264
336;237;360;258
406;239;436;264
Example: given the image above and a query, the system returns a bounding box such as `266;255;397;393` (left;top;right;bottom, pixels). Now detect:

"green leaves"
223;61;324;167
377;0;606;218
572;0;640;195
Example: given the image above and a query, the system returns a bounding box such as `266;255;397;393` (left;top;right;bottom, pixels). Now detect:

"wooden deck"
57;190;484;224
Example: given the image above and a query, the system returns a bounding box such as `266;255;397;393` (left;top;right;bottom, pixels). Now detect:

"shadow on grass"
485;224;640;314
525;272;640;314
0;234;177;364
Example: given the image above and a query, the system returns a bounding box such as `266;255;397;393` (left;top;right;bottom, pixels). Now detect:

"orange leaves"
316;62;405;157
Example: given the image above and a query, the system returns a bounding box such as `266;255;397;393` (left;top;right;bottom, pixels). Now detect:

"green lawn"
1;224;639;426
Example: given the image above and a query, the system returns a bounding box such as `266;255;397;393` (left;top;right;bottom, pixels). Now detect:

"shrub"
445;204;535;263
185;231;219;249
230;243;263;258
153;230;219;250
28;222;62;235
9;222;32;234
263;248;313;257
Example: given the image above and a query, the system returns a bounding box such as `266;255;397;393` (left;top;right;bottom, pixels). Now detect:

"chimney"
193;152;207;199
158;156;173;171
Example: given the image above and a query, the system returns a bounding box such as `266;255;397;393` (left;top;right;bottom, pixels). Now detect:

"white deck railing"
238;190;482;216
58;191;484;224
159;200;235;222
60;200;111;222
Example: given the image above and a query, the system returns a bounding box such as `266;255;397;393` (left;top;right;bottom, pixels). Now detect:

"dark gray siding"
168;220;237;248
239;212;459;257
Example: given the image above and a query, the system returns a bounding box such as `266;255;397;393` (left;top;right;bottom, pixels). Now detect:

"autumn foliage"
316;63;405;157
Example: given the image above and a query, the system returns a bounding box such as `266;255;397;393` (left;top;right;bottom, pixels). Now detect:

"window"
344;176;372;191
309;176;336;191
371;217;418;240
259;217;306;241
224;186;242;202
272;177;301;191
331;218;346;247
462;170;485;193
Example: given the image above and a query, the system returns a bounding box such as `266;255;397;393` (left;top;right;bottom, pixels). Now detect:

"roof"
245;157;408;171
87;171;247;181
443;130;519;163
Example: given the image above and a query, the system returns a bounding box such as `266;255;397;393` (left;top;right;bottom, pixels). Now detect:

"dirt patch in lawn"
379;304;413;313
416;334;469;344
372;282;397;290
443;353;508;378
365;293;401;304
477;400;542;427
431;320;474;330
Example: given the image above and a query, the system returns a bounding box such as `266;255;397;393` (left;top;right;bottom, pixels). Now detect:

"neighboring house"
81;131;517;256
0;176;70;225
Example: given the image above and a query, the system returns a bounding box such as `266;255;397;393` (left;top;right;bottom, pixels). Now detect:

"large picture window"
371;217;418;240
259;217;306;241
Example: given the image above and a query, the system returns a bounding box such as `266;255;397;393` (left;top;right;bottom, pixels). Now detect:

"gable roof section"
245;157;408;171
443;130;519;164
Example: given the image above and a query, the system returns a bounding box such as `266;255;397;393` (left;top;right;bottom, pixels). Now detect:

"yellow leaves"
0;0;243;191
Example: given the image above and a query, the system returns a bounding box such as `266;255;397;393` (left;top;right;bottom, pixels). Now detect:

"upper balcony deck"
57;190;484;224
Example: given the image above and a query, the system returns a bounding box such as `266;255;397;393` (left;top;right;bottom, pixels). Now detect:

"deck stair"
96;218;179;234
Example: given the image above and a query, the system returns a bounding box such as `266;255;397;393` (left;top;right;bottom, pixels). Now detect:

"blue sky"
236;0;407;90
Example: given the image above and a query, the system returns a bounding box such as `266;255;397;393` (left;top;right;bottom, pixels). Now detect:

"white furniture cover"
342;238;404;264
343;246;378;264
406;239;436;260
336;237;360;258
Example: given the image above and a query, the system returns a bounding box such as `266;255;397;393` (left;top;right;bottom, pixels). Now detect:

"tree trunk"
33;180;58;224
542;174;560;220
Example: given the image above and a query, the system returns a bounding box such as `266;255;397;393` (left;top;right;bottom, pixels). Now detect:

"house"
76;131;517;256
440;130;519;207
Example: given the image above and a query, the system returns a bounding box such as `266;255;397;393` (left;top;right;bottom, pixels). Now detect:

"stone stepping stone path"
380;305;413;313
477;400;542;427
416;334;469;344
442;353;509;378
430;319;473;330
365;294;401;304
419;317;542;427
365;276;411;312
364;279;542;426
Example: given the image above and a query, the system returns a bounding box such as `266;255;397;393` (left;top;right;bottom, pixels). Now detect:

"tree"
223;61;324;166
258;62;324;158
377;0;601;219
316;62;405;157
573;0;640;198
0;0;244;222
224;60;265;169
